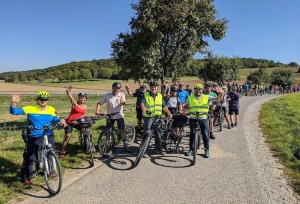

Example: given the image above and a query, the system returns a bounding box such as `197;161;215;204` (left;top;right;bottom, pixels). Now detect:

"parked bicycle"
215;106;225;131
97;112;136;156
21;124;62;195
134;112;163;168
72;116;101;166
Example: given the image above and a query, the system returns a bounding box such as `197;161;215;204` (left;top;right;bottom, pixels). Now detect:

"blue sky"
1;0;299;73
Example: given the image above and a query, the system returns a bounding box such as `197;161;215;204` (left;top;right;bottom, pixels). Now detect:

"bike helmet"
222;86;228;90
140;85;147;89
170;87;178;92
231;86;237;91
149;81;159;87
205;83;213;87
194;84;203;89
112;82;122;88
36;91;50;100
78;92;87;99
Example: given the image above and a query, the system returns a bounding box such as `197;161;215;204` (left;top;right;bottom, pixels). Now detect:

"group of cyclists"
10;80;243;187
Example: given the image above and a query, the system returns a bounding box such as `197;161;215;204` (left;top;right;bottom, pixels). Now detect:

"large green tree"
271;69;295;86
111;0;228;84
247;68;270;84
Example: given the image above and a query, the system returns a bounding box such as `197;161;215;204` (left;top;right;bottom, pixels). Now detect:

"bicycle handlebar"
27;123;61;131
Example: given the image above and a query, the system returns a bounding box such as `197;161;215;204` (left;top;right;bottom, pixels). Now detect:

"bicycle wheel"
98;129;115;156
85;133;94;166
134;134;151;168
125;122;136;145
44;151;62;195
219;110;223;131
174;128;184;153
193;132;198;165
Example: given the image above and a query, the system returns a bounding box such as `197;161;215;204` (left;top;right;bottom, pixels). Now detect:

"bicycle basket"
78;117;94;128
172;115;189;128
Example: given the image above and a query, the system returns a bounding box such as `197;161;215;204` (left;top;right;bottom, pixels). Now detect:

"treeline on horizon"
0;58;298;83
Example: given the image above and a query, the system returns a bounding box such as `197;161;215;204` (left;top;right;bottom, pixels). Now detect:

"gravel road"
13;94;299;204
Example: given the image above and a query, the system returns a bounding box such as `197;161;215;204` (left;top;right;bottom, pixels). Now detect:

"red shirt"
66;105;86;122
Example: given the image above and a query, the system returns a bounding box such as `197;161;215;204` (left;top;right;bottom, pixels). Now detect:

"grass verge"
260;92;300;194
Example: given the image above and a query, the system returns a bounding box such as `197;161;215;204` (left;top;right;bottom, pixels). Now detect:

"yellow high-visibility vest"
188;94;209;119
144;92;163;117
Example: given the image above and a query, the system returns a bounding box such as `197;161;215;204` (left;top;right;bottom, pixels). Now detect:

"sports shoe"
227;125;231;129
156;149;166;155
60;151;66;158
231;123;234;128
186;150;194;156
123;145;131;153
143;153;149;158
205;149;210;158
234;123;237;126
210;133;216;139
22;180;30;187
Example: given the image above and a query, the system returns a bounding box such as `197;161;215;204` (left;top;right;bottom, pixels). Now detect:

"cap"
179;82;184;86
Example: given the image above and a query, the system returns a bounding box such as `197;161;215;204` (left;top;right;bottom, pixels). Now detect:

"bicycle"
22;124;63;195
72;116;101;166
97;112;136;156
189;112;208;165
134;113;163;168
217;107;224;131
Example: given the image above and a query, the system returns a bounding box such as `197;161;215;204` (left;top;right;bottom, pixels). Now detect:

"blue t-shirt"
228;92;242;109
177;89;189;104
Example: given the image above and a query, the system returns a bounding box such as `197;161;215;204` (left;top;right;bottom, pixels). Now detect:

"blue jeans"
189;119;209;151
143;117;162;150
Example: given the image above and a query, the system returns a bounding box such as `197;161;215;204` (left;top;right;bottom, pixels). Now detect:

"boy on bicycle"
10;91;66;186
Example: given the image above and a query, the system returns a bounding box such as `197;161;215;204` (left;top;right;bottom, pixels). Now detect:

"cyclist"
60;86;90;158
165;86;182;114
203;83;217;139
10;91;67;186
221;86;231;129
125;84;148;135
95;82;131;153
212;82;224;138
258;83;264;95
228;86;242;127
140;81;173;158
177;82;190;105
184;84;210;158
185;84;193;95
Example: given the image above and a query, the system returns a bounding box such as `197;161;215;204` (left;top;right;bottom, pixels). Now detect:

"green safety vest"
144;92;163;117
188;94;209;119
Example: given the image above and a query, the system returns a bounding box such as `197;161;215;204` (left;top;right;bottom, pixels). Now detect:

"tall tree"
247;68;270;84
111;0;228;84
271;69;295;87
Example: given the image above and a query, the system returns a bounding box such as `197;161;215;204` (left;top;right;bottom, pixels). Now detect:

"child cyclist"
60;86;92;157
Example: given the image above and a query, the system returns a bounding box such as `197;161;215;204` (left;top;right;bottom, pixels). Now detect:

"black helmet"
149;81;159;87
170;87;178;92
112;82;121;88
231;86;237;91
78;92;87;99
205;83;212;87
140;85;147;89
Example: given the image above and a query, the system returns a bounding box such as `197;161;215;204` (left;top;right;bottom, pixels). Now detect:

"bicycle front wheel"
125;122;136;145
85;133;94;166
44;151;62;195
134;134;151;168
98;129;115;156
193;132;199;165
219;111;223;131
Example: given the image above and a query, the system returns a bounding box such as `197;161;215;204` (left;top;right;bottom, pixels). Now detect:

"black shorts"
136;108;143;120
109;118;125;130
64;123;81;134
229;109;239;115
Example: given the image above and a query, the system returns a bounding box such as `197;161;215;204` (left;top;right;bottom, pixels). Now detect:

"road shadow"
150;155;193;168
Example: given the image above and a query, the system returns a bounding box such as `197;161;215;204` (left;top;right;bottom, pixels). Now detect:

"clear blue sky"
1;0;299;73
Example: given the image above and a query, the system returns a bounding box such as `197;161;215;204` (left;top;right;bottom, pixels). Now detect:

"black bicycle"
189;112;208;165
134;113;163;168
97;112;136;156
72;116;101;166
22;124;63;195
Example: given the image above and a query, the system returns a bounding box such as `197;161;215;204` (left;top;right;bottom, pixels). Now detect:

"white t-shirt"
98;92;126;119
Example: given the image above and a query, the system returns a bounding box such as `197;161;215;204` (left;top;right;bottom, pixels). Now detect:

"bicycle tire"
125;122;136;145
219;110;223;131
85;133;94;166
134;134;151;168
98;129;115;156
44;151;62;195
174;128;184;153
193;132;198;165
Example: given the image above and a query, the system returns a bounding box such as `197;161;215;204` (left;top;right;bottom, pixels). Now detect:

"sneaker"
234;123;237;126
22;180;30;187
123;145;131;153
210;133;216;139
186;150;194;156
227;125;231;129
205;149;210;158
156;149;166;155
60;151;66;158
143;153;149;158
231;123;234;128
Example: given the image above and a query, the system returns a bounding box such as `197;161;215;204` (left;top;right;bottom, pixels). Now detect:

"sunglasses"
39;99;49;102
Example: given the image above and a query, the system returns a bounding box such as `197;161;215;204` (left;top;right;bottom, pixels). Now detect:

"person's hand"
60;119;67;127
125;85;129;90
120;97;125;105
168;113;173;119
66;86;72;92
12;93;21;103
95;111;100;115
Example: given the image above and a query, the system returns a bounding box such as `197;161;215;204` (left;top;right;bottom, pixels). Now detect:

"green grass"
0;95;137;203
260;92;300;194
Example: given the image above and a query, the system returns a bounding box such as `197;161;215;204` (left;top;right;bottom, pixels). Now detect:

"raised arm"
66;86;77;106
125;85;134;97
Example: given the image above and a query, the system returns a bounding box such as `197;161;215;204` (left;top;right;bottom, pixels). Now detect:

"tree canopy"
111;0;228;84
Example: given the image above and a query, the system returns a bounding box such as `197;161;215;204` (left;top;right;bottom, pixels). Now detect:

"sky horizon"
1;0;299;73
